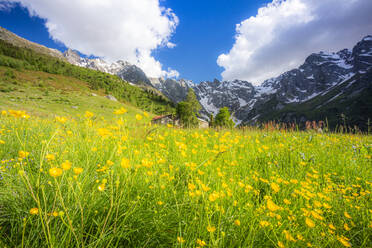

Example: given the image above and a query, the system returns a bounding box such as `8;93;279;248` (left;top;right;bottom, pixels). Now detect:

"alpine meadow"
0;0;372;248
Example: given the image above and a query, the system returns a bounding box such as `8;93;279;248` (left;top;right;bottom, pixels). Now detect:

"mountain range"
1;26;371;129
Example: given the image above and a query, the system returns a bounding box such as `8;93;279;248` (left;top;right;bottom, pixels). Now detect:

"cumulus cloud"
3;0;179;78
217;0;372;85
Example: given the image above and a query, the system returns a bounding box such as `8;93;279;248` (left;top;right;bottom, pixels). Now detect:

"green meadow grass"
0;110;371;248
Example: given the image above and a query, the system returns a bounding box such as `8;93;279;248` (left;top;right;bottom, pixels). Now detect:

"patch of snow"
231;116;242;126
238;98;248;107
199;96;219;115
255;85;277;96
252;114;260;121
345;80;356;89
286;96;299;103
303;92;321;102
307;75;314;80
323;92;343;105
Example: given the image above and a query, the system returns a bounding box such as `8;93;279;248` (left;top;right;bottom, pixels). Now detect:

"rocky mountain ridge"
63;35;372;127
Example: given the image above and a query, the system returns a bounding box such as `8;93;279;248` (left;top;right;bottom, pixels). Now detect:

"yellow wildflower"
18;151;29;159
84;111;94;118
73;167;83;175
278;241;285;248
344;223;351;231
121;158;130;169
305;217;315;228
177;237;185;243
46;154;55;161
271;182;280;193
259;221;270;227
344;211;352;219
329;223;336;230
61;160;72;170
29;208;39;215
207;226;216;233
98;184;105;191
267;199;280;211
196;239;206;247
113;107;127;115
337;236;351;247
49;167;63;177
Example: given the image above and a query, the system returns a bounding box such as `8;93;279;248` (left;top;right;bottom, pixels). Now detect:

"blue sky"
152;0;271;82
0;1;270;83
0;0;371;84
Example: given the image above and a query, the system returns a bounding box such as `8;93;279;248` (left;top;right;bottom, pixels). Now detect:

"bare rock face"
105;95;118;101
149;78;192;103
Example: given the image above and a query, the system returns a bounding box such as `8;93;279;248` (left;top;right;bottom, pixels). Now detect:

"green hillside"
0;66;156;122
0;39;175;116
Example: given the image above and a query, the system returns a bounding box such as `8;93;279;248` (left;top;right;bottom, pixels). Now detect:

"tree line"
176;88;235;128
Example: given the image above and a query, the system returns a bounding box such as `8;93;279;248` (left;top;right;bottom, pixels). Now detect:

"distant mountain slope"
63;49;153;87
0;26;65;60
191;36;372;128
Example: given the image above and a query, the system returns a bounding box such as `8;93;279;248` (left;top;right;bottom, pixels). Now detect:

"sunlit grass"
0;109;371;247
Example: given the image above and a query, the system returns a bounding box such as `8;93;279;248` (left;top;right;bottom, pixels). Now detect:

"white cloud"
0;1;14;10
5;0;179;78
217;0;372;85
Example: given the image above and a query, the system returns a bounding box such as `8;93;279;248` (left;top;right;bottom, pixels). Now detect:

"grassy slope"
0;39;175;115
0;66;153;121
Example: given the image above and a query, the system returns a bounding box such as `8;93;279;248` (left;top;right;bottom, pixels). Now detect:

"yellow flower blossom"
344;223;351;231
84;111;94;118
305;217;315;228
18;151;29;159
46;154;55;161
177;236;185;243
337;236;351;247
267;199;280;212
73;167;83;175
207;226;216;233
49;167;63;177
121;158;130;169
344;211;352;219
329;223;336;230
271;182;280;193
61;160;72;170
29;208;39;215
98;184;105;191
113;107;127;115
259;221;270;227
196;239;206;247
